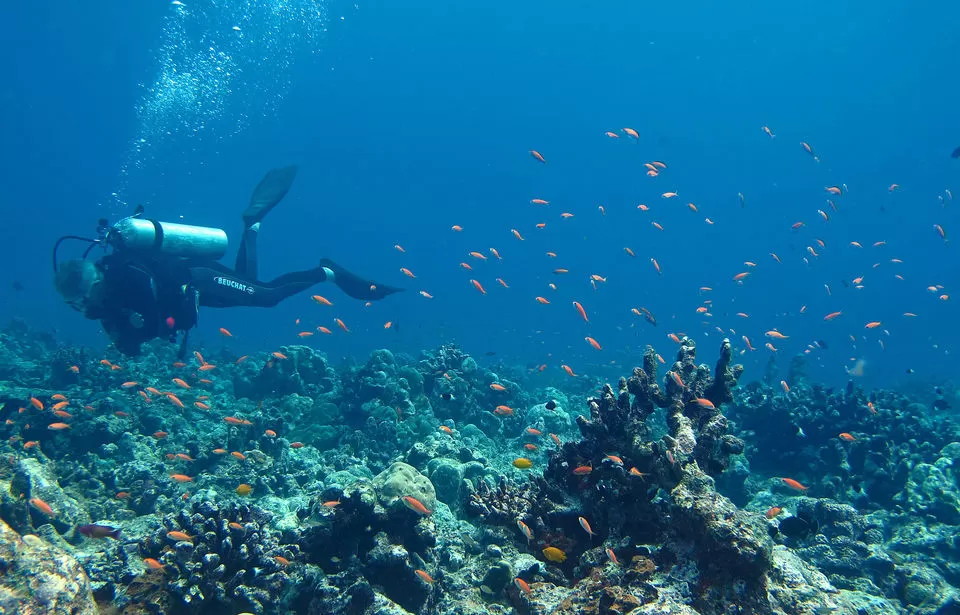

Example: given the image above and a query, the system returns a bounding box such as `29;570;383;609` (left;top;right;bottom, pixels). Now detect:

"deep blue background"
3;0;958;390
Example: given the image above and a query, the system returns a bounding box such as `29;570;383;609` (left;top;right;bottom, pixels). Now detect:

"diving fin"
243;165;299;227
319;258;404;301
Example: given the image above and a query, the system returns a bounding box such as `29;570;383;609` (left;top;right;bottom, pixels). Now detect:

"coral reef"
131;500;296;614
2;316;960;615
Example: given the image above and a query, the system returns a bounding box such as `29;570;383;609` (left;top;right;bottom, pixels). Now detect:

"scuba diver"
53;166;402;357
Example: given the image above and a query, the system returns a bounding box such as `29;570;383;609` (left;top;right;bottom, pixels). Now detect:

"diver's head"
54;259;104;314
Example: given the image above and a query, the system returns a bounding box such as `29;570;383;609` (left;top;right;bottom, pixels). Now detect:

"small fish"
780;477;808;491
542;546;567;562
765;506;783;519
517;519;534;541
513;458;533;469
402;495;432;515
514;577;532;595
166;531;193;542
29;497;55;516
578;516;597;536
78;524;122;540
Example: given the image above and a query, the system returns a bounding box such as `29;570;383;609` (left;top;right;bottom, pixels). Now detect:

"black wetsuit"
88;248;398;356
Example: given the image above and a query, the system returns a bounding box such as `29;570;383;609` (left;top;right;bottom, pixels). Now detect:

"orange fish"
585;337;602;351
514;577;532;596
573;301;588;322
415;569;434;584
535;296;550;304
766;506;783;519
335;318;349;332
561;365;577;377
167;531;193;541
29;497;54;516
496;278;509;288
824;311;842;321
219;327;233;337
578;516;597;536
839;432;856;442
172;378;191;389
170;474;193;483
402;495;432;515
865;321;882;329
470;279;486;295
780;477;808;491
573;465;592;475
198;364;217;371
47;422;71;430
490;383;507;392
166;394;184;409
29;397;43;411
511;229;525;241
530;150;546;163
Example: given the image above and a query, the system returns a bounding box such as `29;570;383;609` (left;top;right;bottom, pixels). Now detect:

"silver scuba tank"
109;217;228;260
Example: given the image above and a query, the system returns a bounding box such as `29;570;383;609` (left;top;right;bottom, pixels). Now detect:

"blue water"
2;1;958;390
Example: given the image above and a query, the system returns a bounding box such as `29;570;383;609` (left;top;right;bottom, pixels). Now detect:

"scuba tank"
108;218;228;260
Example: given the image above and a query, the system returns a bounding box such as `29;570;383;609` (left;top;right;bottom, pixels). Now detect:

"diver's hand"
128;312;145;329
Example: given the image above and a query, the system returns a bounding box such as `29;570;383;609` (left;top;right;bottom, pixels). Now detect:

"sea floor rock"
0;518;98;614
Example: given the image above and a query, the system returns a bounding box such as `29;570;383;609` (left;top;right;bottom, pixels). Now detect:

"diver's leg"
234;223;260;280
236;165;296;280
242;165;299;228
188;263;328;308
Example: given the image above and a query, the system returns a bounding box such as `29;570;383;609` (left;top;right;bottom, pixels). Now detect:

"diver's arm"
94;258;163;353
